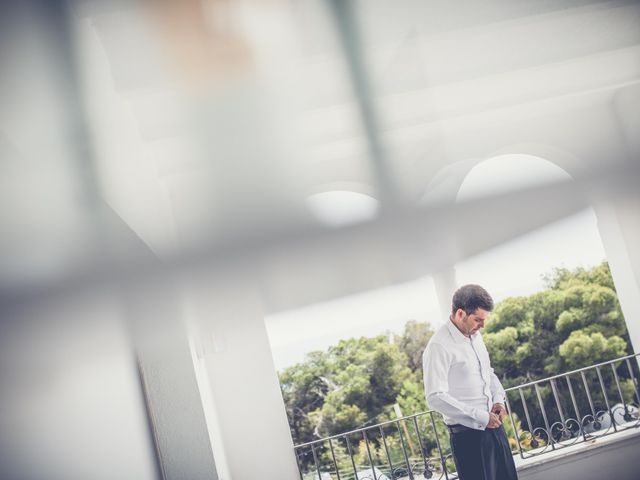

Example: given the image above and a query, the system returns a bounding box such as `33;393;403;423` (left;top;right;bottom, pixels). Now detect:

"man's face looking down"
455;308;490;336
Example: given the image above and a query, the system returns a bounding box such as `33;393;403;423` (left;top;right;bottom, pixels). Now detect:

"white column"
185;273;299;480
130;281;220;480
433;267;458;320
593;194;640;354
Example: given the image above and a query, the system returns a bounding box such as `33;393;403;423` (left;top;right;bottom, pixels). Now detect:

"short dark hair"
451;284;494;314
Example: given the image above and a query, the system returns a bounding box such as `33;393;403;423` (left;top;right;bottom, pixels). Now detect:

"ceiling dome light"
306;190;379;228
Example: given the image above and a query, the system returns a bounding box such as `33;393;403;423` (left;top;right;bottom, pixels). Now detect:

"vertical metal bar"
625;358;640;406
294;448;304;480
519;388;534;439
581;371;596;418
505;396;525;459
379;426;394;480
311;443;323;480
565;376;586;442
328;439;341;480
345;436;359;480
534;384;554;450
611;363;629;426
428;411;449;480
596;366;617;432
550;378;566;424
362;430;378;480
395;420;414;480
411;415;429;472
611;363;625;404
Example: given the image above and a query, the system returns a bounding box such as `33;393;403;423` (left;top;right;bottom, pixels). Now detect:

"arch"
482;143;584;179
421;142;584;206
456;153;572;203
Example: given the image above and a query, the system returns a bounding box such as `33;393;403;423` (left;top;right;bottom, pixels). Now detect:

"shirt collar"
446;319;467;343
446;318;480;343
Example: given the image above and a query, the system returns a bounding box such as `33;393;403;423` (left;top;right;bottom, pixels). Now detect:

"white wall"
0;291;159;480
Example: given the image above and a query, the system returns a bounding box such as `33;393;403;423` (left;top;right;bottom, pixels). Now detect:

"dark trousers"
449;426;518;480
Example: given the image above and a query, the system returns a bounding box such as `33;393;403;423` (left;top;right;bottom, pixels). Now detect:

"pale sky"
265;276;441;368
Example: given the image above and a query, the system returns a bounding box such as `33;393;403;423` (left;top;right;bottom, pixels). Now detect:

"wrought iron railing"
293;353;640;480
504;352;640;458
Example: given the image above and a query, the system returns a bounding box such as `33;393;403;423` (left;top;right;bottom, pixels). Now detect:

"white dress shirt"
422;319;506;430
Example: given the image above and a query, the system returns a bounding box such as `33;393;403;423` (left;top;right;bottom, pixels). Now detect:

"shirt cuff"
471;409;490;430
492;394;506;405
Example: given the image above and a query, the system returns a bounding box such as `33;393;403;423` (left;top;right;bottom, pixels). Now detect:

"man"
422;284;518;480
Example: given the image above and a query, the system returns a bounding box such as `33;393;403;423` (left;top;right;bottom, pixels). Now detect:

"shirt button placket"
470;336;492;410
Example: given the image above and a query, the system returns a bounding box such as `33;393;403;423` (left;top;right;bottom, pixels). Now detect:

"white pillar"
130;281;220;480
593;194;640;354
185;273;299;480
433;267;458;320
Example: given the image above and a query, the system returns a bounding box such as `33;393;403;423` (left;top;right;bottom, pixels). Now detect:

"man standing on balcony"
422;284;518;480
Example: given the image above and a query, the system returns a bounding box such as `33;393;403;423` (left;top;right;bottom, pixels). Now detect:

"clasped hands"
487;403;507;429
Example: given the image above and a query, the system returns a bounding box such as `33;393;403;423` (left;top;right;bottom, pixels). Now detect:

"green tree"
281;335;414;444
396;320;434;373
559;330;627;369
280;351;331;442
483;326;519;377
485;262;632;380
396;378;427;417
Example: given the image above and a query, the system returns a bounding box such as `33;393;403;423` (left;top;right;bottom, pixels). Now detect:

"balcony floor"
515;426;640;480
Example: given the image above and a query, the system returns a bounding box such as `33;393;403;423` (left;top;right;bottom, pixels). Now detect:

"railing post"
550;378;568;441
395;420;414;480
328;439;341;480
519;388;536;452
311;443;322;480
346;436;359;480
297;449;306;480
362;430;378;480
596;366;617;432
379;426;394;480
625;358;640;406
411;415;431;478
581;371;597;425
565;376;587;442
611;363;632;424
534;384;554;450
505;395;525;459
428;411;449;480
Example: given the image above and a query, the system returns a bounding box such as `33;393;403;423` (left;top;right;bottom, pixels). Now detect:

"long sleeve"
423;342;490;430
489;368;506;405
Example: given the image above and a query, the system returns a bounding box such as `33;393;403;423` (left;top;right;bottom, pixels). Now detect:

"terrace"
295;354;640;480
